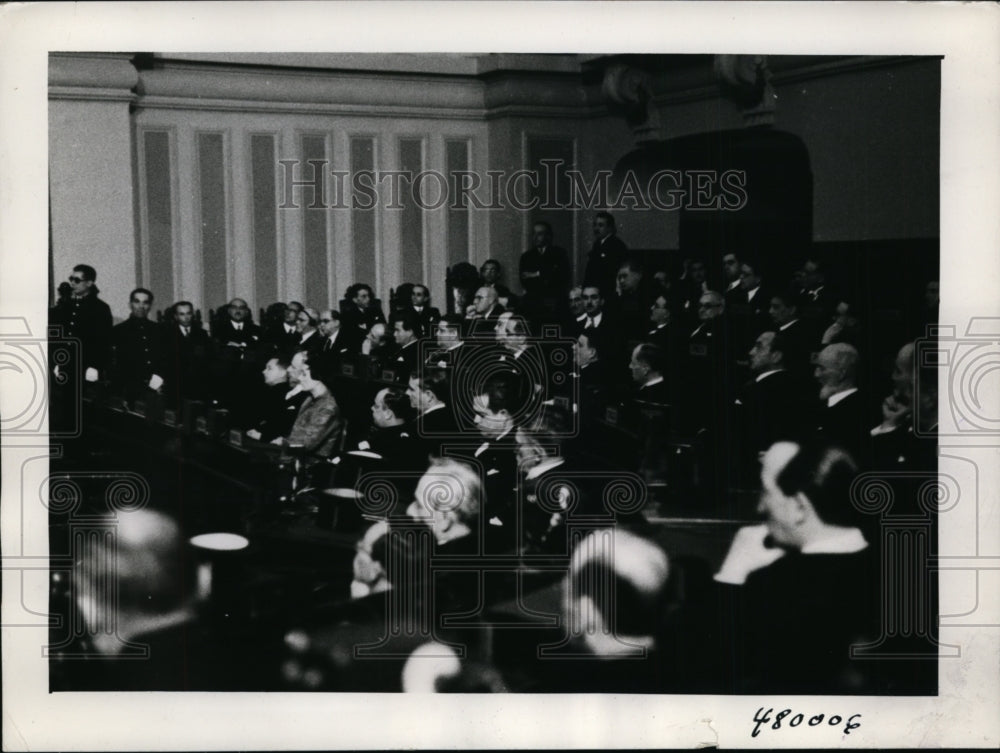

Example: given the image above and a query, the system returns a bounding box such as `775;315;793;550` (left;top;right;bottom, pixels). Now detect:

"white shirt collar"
746;285;760;301
779;318;799;331
641;376;664;388
755;368;784;383
827;387;859;407
422;402;445;416
801;527;868;555
727;279;741;291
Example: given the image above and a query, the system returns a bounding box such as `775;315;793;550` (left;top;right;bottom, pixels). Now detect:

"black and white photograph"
2;2;999;749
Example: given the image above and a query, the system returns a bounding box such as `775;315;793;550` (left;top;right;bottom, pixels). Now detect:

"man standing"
213;298;261;352
51;264;113;432
583;211;628;295
110;287;165;405
520;221;569;324
160;301;212;408
52;264;113;384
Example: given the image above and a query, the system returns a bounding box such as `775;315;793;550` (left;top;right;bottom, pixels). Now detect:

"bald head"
473;286;497;316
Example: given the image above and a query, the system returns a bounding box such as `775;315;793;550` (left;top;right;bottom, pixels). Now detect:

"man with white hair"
813;342;871;463
469;285;505;337
407;457;482;552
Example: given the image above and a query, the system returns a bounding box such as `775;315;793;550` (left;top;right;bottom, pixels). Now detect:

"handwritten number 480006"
752;708;861;738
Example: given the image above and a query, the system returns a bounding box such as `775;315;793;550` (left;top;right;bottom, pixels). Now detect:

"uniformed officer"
110;287;164;404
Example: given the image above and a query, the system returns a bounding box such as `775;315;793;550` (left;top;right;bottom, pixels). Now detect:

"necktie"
586;317;595;329
182;326;189;337
324;339;332;352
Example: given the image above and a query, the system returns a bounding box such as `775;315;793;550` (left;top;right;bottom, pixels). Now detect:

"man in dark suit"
468;286;506;337
424;315;468;369
479;259;516;308
160;301;213;408
721;251;743;298
726;258;770;359
315;309;351;385
645;289;685;368
629;343;671;407
406;366;459;456
869;341;937;476
213;297;261;352
734;330;811;457
712;440;877;693
333;386;424;510
798;257;837;325
520;221;570;299
404;284;441;338
363;387;419;462
262;301;301;356
390;311;421;380
563;286;588;336
768;288;818;376
210;297;264;421
50;264;114;430
813;343;871;465
245;354;300;444
341;283;386;353
520;221;570;326
615;257;656;343
460;374;522;550
570;329;616;422
294;307;324;358
110;287;165;405
583;211;628;295
579;284;615;338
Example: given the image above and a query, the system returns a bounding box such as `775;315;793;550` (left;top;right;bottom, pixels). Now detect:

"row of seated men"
53;275;937;693
53;251;937;509
52;428;935;695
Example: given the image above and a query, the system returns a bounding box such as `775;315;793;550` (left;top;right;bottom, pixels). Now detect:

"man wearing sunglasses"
50;265;113;433
52;264;113;385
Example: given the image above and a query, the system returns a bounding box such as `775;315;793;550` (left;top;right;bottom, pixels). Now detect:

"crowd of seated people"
49;213;940;693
